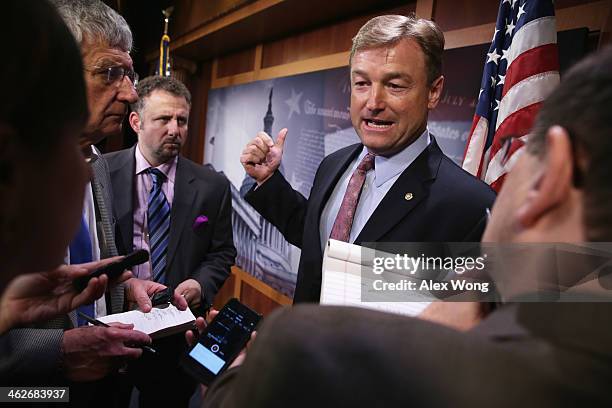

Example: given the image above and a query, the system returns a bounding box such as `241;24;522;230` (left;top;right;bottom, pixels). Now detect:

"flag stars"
490;76;497;88
517;4;526;20
479;88;484;100
498;74;505;87
506;20;516;36
487;50;501;65
493;99;500;111
512;0;519;7
500;48;510;62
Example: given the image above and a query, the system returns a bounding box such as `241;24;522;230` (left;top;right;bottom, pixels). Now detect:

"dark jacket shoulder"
103;146;133;172
178;156;230;188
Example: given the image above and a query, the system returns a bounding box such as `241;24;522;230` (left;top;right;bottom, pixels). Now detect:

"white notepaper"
320;239;431;316
98;304;196;338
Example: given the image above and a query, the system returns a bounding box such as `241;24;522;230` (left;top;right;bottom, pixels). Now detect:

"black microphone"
73;249;149;291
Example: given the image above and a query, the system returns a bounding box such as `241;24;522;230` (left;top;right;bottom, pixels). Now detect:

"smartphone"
73;249;149;291
181;298;262;385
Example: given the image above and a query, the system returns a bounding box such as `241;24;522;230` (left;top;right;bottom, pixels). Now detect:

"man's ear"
428;75;444;109
129;111;141;134
516;126;574;227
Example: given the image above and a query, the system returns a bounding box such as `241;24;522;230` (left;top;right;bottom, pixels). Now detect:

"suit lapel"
166;157;197;270
355;140;443;243
310;144;363;226
114;147;136;250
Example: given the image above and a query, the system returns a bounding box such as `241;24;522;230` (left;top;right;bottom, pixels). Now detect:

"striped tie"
148;168;171;284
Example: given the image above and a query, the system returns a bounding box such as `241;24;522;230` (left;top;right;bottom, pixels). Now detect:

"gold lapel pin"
404;192;414;201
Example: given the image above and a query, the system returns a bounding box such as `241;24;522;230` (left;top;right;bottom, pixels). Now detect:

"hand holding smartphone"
180;298;262;385
73;249;149;291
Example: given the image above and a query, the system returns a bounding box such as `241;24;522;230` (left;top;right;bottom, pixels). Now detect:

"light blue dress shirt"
319;129;431;251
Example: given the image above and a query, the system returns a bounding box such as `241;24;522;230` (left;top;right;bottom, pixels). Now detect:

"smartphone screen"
182;298;261;384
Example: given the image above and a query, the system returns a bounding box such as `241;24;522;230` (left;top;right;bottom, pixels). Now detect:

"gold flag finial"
162;6;174;35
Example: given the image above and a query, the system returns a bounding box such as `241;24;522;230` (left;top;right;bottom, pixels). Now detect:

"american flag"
462;0;559;191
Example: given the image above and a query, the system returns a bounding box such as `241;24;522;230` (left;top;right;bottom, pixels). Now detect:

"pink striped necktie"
330;152;375;242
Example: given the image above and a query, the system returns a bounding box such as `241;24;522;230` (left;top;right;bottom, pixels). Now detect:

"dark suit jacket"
246;138;496;302
105;146;236;306
203;302;612;408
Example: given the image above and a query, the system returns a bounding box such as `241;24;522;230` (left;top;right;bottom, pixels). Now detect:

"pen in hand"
77;311;158;354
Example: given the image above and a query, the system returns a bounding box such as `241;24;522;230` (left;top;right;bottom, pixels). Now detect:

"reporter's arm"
0;329;64;385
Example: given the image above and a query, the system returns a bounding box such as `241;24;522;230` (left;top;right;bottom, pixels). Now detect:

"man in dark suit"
240;15;495;303
105;75;235;315
202;45;612;408
105;75;235;406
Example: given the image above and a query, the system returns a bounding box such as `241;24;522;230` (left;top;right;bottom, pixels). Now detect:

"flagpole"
158;6;174;77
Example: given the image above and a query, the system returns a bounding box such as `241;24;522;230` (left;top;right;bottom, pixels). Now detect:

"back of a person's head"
2;0;87;155
528;46;612;241
1;0;88;285
49;0;132;51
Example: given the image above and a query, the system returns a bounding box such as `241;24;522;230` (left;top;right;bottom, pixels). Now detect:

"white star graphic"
493;99;500;111
517;4;526;20
502;0;511;4
487;50;501;65
506;20;515;36
512;0;519;7
490;76;497;88
498;74;505;86
479;88;484;100
500;48;510;62
284;88;303;119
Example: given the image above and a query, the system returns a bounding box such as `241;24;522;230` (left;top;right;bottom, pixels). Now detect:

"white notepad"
98;304;196;339
320;239;431;316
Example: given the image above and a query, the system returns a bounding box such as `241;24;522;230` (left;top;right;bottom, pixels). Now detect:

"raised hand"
240;128;288;184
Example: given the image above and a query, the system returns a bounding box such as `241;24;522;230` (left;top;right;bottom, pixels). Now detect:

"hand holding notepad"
98;304;196;339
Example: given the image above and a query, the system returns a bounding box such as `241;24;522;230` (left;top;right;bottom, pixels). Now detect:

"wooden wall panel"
434;0;499;31
435;0;607;33
260;4;416;69
240;282;285;316
261;17;367;68
557;0;601;8
217;47;257;77
183;60;212;163
212;273;236;310
170;0;255;40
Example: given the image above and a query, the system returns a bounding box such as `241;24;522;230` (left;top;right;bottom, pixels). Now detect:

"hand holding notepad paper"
98;304;196;339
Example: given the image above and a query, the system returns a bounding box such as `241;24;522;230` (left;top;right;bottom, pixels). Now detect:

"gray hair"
350;14;445;85
49;0;132;52
131;76;192;115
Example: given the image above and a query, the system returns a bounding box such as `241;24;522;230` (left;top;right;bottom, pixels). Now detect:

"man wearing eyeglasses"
81;57;137;143
0;1;189;405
